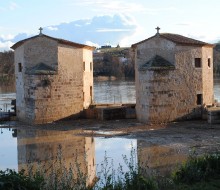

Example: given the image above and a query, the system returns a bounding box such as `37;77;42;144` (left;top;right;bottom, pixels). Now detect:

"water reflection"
137;140;188;177
0;128;17;171
17;129;96;187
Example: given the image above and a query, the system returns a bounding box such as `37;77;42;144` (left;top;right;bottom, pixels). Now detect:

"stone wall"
14;45;25;120
83;48;93;108
14;36;93;124
135;36;213;123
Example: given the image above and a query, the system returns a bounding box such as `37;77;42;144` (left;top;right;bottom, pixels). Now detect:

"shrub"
0;169;44;190
172;153;220;184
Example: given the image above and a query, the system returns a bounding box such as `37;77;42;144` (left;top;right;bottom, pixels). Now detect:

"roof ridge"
11;34;95;50
132;33;213;47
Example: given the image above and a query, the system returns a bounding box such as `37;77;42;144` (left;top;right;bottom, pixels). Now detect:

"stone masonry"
132;30;214;123
11;33;94;124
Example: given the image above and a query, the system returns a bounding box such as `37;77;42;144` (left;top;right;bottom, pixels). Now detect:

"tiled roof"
139;55;175;71
132;33;213;47
11;34;95;50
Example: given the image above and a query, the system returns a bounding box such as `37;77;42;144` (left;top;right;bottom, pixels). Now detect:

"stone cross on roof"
155;26;160;35
39;27;43;35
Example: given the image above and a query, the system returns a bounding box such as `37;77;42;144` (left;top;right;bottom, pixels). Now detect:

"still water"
0;79;136;111
0;78;220;185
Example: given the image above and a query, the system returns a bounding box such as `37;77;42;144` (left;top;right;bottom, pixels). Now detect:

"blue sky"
0;0;220;51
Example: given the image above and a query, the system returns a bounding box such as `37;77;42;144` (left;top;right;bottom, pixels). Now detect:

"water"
1;78;220;185
93;79;136;103
0;80;136;113
0;128;137;186
214;78;220;101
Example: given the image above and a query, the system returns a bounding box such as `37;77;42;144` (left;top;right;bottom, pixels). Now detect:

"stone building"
11;30;94;124
132;28;214;123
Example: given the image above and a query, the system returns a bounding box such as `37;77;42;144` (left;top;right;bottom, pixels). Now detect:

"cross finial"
39;27;43;35
155;26;160;35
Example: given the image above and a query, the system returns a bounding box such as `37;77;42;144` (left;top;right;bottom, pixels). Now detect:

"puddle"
0;128;137;185
85;130;124;136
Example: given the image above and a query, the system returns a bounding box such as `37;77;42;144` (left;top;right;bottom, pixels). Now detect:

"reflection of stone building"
137;140;187;176
132;28;214;123
17;129;96;187
11;30;94;124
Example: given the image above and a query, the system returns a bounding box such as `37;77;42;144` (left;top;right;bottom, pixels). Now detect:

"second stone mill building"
132;28;214;123
11;31;95;124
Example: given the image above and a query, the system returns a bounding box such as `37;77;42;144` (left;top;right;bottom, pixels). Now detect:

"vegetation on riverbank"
0;51;14;86
1;147;220;190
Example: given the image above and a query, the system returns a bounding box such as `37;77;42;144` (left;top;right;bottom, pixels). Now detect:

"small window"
208;58;211;68
195;58;202;68
90;86;92;97
196;94;202;105
18;63;22;72
90;62;93;71
83;61;85;71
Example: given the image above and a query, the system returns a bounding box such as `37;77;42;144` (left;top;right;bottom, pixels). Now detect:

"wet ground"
1;118;220;154
1;118;220;178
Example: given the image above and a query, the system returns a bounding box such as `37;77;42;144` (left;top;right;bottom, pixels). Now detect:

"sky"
0;0;220;51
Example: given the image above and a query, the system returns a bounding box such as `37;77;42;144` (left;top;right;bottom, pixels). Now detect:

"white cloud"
9;2;19;11
175;22;192;26
47;26;58;31
71;0;146;13
0;14;138;51
96;28;131;32
85;41;100;48
74;24;82;27
0;41;14;51
144;7;178;15
120;25;144;47
0;34;15;40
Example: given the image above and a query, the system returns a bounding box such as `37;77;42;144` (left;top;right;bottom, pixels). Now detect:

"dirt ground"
2;118;220;155
1;118;220;176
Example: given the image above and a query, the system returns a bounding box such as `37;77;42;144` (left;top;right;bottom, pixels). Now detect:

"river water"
1;78;220;186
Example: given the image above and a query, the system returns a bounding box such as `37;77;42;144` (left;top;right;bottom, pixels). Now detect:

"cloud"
144;7;178;15
0;14;138;51
175;22;192;26
96;28;131;32
46;26;58;31
0;34;15;41
85;41;100;48
42;14;137;46
0;41;14;51
71;0;146;14
9;2;19;11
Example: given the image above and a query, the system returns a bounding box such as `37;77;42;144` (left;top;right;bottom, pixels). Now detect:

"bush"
172;153;220;184
0;169;44;190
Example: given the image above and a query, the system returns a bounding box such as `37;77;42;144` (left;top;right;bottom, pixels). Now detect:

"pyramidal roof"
11;34;95;50
25;62;57;75
139;55;175;71
132;33;213;47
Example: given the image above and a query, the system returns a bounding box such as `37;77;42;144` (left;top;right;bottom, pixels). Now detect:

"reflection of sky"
95;137;137;174
0;128;17;171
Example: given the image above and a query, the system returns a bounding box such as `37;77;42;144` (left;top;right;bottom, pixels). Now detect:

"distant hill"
93;47;135;78
1;44;220;86
0;51;14;85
